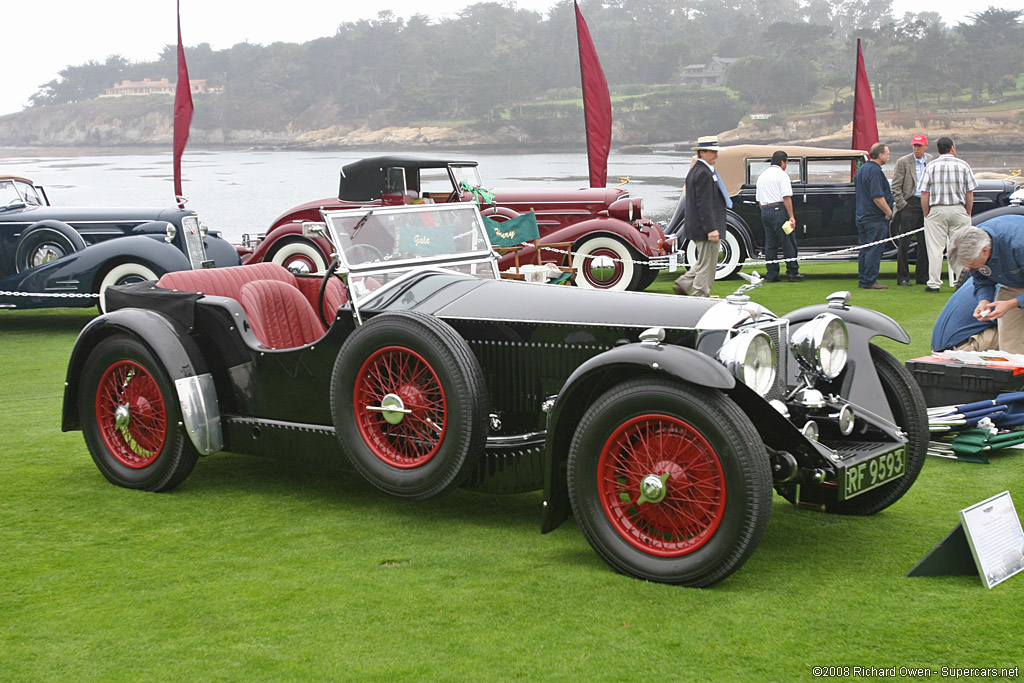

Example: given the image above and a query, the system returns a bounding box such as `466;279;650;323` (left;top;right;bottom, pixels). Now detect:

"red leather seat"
156;263;349;349
238;280;325;349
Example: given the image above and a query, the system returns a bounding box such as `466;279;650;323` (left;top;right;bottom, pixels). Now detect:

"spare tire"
330;311;489;499
15;220;87;272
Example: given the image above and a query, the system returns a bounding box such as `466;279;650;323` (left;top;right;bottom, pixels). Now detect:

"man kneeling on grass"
949;215;1024;355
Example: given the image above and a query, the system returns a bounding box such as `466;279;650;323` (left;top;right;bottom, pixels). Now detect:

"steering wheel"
343;243;385;264
318;258;345;329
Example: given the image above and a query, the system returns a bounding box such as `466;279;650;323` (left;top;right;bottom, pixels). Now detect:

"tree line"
26;0;1024;140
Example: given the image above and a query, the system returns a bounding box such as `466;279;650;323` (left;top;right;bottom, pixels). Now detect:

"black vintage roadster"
63;203;927;587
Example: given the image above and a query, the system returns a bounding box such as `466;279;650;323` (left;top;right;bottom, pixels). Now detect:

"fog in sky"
0;0;1018;118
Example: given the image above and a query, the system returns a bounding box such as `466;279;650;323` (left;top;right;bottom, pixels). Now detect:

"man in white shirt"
755;150;803;283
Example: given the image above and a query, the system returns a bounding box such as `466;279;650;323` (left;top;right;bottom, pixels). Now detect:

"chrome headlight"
165;222;177;244
790;313;848;380
717;329;777;396
199;222;209;237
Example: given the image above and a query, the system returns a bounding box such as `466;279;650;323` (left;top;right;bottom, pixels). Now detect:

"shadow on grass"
0;309;96;334
163;451;547;532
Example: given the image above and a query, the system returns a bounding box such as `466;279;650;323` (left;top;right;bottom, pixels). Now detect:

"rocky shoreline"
2;100;1023;152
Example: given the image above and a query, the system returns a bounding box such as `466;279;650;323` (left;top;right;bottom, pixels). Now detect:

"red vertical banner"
574;1;611;188
173;0;194;208
851;38;878;154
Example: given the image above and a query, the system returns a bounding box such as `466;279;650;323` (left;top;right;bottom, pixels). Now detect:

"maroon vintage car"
237;156;676;291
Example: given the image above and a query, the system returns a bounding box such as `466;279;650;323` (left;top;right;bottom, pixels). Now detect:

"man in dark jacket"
892;134;931;286
674;136;729;297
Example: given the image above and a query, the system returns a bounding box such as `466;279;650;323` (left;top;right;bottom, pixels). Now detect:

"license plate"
841;445;907;500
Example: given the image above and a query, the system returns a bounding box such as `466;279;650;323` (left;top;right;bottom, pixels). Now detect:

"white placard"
958;491;1024;589
668;253;678;273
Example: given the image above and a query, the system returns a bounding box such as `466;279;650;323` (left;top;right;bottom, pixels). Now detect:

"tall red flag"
851;38;878;153
574;1;611;188
173;0;194;208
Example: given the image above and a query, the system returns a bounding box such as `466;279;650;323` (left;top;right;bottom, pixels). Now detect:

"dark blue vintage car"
0;175;240;311
665;145;1018;279
62;202;927;587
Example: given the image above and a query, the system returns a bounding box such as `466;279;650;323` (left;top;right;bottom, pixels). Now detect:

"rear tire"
568;378;771;586
79;335;198;492
683;227;744;280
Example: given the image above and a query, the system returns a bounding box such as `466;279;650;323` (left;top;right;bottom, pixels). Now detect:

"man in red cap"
891;134;931;286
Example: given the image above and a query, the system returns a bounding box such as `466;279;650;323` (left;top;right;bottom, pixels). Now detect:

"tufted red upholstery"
158;262;294;301
238;280;326;349
156;263;349;348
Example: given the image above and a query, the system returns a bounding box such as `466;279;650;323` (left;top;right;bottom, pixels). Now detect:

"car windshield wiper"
350;209;373;237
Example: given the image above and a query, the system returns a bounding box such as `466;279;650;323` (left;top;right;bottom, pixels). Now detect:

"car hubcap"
598;414;726;556
583;247;623;287
355;346;447;468
32;243;65;267
95;361;167;468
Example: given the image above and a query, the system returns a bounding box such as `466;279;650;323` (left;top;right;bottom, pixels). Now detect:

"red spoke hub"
598;414;726;556
354;346;447;468
95;360;167;468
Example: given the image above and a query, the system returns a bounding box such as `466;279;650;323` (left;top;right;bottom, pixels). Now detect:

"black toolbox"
906;355;1024;407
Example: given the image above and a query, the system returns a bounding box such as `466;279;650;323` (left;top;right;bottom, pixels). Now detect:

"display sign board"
959;491;1024;589
907;490;1024;588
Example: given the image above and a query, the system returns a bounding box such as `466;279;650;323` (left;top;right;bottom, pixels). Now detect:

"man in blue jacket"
949;214;1024;354
931;282;998;352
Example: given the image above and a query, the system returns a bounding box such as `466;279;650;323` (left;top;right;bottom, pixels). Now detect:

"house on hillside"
101;78;212;97
679;55;737;87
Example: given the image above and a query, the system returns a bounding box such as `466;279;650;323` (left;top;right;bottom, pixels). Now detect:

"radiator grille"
757;318;789;401
181;216;209;269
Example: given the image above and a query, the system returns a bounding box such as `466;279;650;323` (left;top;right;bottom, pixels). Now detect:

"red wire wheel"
597;414;726;557
94;360;167;469
354;345;448;468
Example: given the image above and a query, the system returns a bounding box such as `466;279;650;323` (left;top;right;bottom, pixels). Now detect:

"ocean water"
0;148;694;244
0;147;1016;244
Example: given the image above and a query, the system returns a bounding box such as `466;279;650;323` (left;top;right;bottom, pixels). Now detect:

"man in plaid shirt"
919;136;977;293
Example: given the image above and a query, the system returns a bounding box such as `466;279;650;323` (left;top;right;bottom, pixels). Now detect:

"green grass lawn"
2;263;1022;680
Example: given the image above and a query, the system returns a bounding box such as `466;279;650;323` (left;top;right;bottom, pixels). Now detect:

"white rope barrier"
0;290;98;299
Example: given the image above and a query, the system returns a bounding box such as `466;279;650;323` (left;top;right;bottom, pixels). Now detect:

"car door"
798;157;859;249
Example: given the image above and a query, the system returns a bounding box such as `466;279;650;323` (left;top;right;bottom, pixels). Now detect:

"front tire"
571;236;638;291
568;378;771;587
683;227;744;280
79;335;198;491
330;311;488;499
97;262;159;313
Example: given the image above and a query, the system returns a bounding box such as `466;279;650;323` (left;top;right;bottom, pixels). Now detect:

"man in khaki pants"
919;137;976;293
674;136;729;297
949;217;1024;354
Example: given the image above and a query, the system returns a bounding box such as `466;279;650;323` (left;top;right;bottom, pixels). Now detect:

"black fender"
62;308;223;455
202;232;244;267
972;204;1024;225
541;343;736;533
19;220;87;249
784;302;910;423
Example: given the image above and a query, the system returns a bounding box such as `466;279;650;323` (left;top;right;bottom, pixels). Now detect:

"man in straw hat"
674;135;730;297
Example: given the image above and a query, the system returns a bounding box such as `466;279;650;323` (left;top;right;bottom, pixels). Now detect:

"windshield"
0;179;42;208
323;202;497;272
